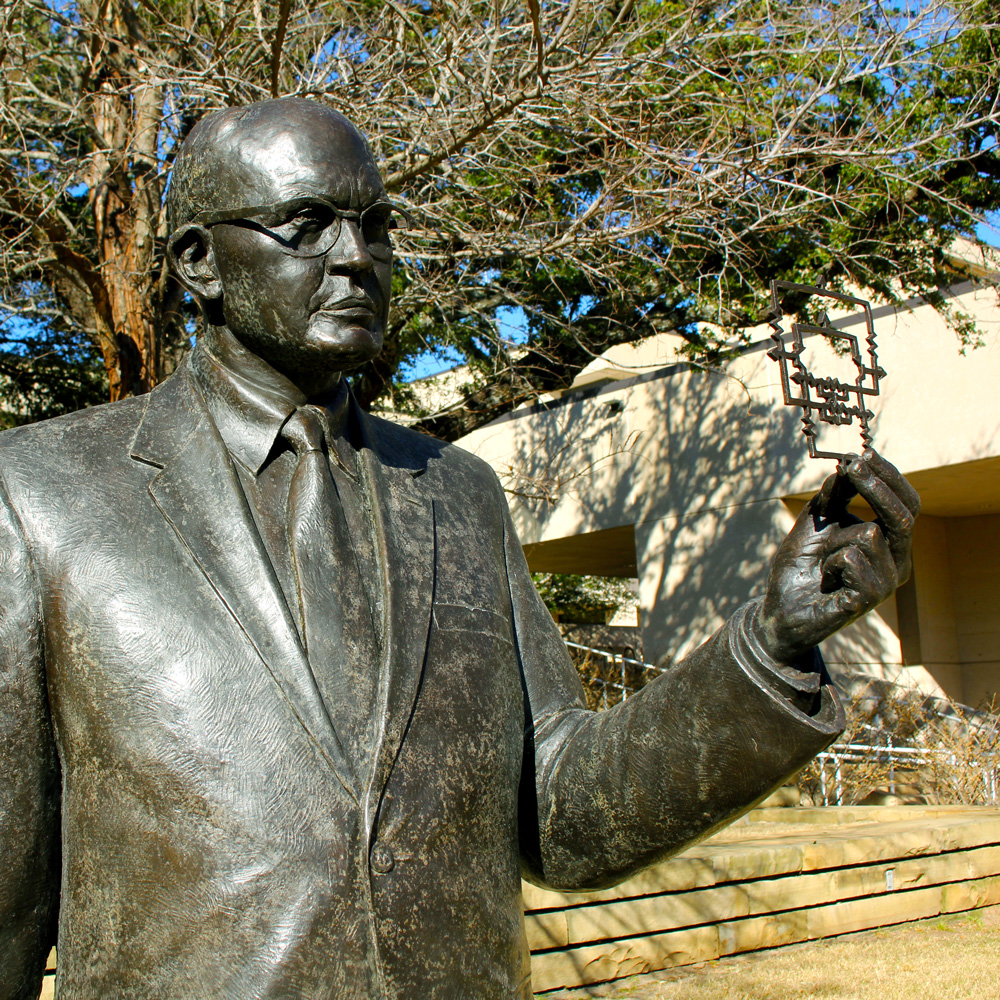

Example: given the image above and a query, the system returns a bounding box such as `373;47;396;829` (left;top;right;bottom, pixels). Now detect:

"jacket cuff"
730;599;838;723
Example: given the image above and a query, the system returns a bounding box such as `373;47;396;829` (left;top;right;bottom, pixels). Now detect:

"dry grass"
540;908;1000;999
792;685;1000;808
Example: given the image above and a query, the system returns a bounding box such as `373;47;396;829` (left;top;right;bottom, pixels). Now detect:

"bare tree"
1;0;997;430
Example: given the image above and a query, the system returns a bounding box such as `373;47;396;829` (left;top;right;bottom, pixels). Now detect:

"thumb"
813;467;859;521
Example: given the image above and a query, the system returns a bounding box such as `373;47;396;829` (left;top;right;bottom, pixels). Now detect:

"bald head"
165;97;394;396
166;98;383;236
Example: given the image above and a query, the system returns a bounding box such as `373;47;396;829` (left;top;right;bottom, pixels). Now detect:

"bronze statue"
0;98;918;999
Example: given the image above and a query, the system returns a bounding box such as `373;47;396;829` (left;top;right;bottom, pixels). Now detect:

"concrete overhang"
523;524;638;577
787;455;1000;518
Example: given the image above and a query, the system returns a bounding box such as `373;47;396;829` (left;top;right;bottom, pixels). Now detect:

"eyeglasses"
191;196;410;261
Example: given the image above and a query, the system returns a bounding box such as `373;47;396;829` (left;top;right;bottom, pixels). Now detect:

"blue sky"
401;304;530;382
977;210;1000;249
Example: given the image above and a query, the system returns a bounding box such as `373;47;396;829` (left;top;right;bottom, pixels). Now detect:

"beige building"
456;264;1000;707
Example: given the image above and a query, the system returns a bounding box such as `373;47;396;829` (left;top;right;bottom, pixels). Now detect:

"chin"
306;319;384;371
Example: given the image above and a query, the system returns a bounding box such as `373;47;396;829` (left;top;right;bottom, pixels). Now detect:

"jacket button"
370;841;395;874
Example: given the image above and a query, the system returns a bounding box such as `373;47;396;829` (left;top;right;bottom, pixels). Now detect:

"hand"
755;449;920;663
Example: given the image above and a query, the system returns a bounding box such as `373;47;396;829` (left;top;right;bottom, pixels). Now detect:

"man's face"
206;114;392;383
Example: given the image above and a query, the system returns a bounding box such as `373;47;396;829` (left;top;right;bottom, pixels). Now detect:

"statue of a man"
0;98;918;1000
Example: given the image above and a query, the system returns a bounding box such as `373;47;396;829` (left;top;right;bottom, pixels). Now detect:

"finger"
811;466;859;524
820;521;892;566
815;580;871;629
842;455;915;572
811;472;838;515
818;545;892;617
862;449;921;518
819;526;893;591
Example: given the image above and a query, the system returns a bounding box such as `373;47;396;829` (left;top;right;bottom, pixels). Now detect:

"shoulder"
362;410;503;492
0;394;150;488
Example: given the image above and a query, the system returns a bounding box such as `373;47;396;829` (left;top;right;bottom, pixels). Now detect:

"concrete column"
904;515;963;702
946;513;1000;707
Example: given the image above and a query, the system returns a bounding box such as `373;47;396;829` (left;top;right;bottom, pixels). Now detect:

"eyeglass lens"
258;201;398;260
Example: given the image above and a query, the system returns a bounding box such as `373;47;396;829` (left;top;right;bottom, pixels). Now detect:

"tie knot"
282;406;327;457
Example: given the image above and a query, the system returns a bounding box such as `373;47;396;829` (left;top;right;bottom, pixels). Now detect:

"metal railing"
563;640;660;708
814;740;1000;807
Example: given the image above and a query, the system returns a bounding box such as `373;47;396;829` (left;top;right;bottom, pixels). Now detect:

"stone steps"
526;806;1000;994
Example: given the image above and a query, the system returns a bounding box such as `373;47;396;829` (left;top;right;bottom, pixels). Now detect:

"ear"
167;224;222;301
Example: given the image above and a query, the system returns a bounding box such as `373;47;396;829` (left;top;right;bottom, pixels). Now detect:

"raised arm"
512;451;916;891
0;477;60;1000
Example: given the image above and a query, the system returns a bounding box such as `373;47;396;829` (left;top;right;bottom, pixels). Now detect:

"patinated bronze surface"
0;99;919;999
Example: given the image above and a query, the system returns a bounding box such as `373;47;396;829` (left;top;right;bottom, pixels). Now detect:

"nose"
325;219;373;273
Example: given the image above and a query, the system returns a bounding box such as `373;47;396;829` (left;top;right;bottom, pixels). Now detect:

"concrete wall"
458;278;1000;703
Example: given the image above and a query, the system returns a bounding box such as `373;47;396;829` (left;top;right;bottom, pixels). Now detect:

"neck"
202;324;343;402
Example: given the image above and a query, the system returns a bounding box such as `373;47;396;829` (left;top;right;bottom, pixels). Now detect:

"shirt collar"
189;333;352;477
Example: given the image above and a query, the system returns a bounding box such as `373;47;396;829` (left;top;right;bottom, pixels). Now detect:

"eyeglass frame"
188;195;412;260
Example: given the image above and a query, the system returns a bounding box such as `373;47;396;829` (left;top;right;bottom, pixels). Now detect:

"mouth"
314;298;378;321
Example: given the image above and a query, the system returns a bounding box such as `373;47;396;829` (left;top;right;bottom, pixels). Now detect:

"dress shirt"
188;336;381;766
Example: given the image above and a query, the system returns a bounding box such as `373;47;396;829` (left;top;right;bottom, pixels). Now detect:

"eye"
294;204;334;227
273;203;336;248
362;208;390;235
361;206;395;260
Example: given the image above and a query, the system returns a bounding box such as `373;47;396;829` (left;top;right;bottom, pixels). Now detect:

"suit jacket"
0;358;843;1000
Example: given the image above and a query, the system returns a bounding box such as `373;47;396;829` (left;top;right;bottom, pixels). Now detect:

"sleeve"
0;475;60;1000
503;493;844;893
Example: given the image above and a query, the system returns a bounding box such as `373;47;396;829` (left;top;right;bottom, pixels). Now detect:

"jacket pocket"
432;601;515;645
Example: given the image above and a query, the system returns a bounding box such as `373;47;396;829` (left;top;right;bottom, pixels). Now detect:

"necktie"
282;405;378;770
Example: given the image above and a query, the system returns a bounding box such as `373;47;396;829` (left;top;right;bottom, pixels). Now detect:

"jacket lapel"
130;363;359;802
355;408;436;834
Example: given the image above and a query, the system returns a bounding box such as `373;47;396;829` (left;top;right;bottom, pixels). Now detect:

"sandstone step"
526;845;1000;950
530;873;1000;992
528;807;1000;993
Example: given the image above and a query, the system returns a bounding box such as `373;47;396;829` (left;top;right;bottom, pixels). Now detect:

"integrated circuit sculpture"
767;279;887;461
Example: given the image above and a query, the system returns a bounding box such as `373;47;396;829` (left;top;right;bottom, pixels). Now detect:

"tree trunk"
93;178;160;400
86;170;161;400
84;2;164;401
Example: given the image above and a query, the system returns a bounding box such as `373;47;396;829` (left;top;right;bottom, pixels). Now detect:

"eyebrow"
192;195;393;226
